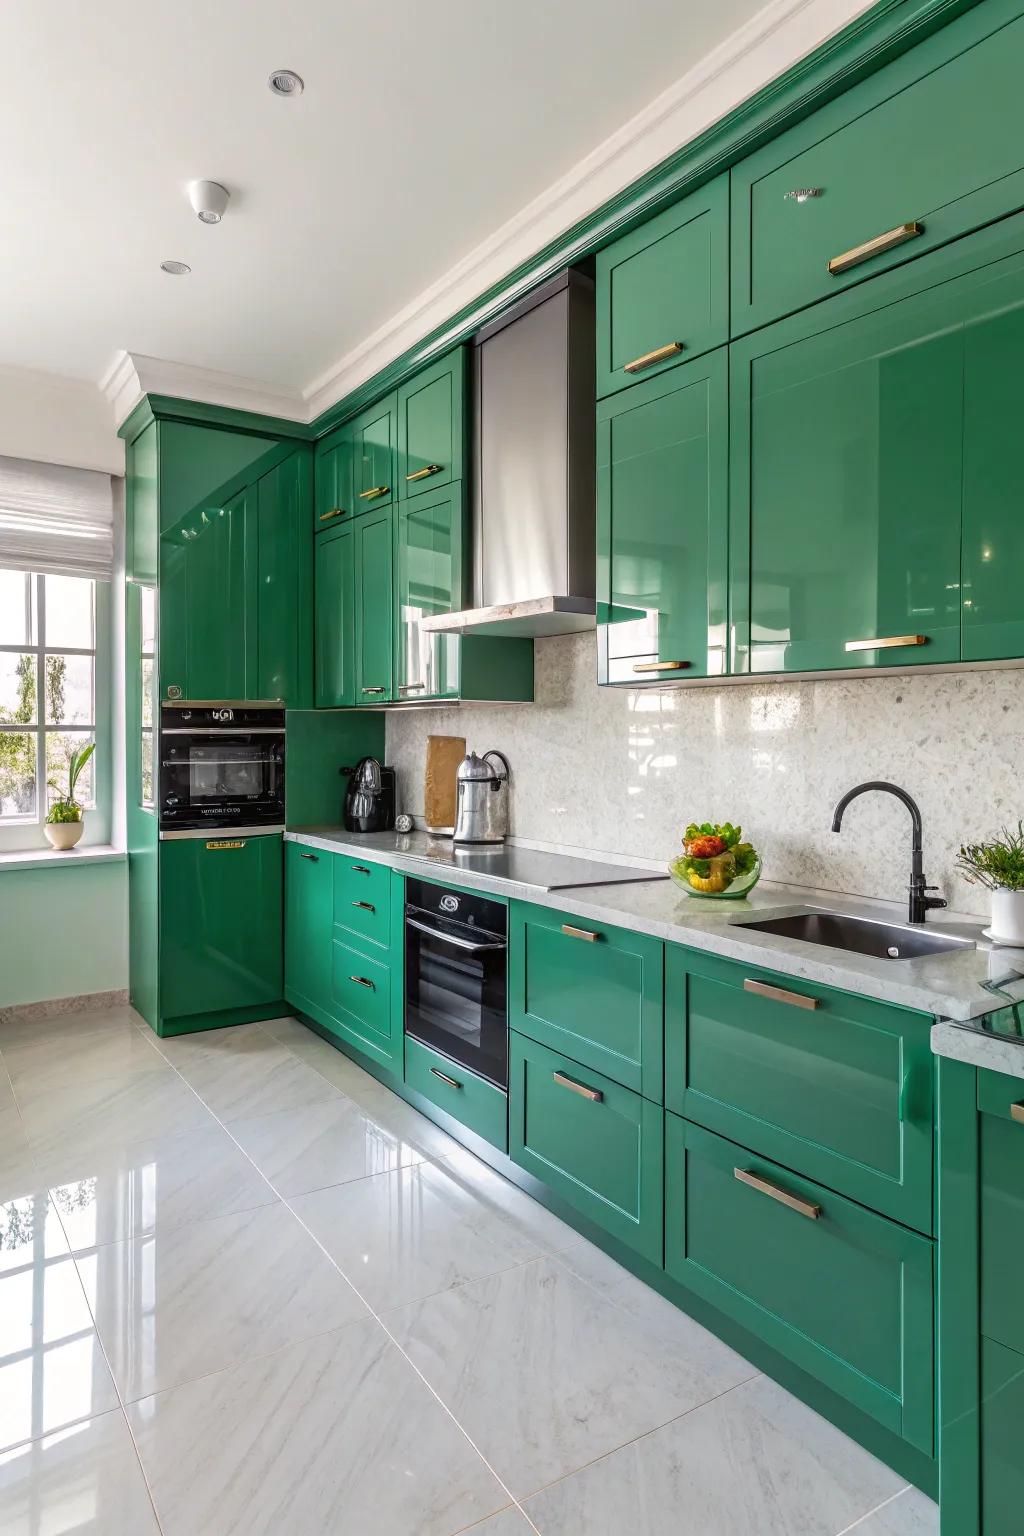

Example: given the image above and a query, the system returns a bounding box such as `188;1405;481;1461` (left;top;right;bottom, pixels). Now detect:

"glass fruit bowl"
668;822;761;900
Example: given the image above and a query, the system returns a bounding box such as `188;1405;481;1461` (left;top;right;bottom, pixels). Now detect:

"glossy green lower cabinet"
160;834;283;1025
333;854;392;951
355;507;394;703
981;1337;1024;1536
315;521;355;707
327;934;397;1071
666;947;933;1232
510;901;663;1099
284;842;332;1018
979;1070;1024;1356
666;1115;934;1453
509;1031;663;1264
405;1036;508;1152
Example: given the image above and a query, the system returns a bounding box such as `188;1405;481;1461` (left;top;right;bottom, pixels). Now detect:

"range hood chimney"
421;271;595;640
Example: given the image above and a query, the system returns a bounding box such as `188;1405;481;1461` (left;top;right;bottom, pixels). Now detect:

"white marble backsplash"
385;632;1024;918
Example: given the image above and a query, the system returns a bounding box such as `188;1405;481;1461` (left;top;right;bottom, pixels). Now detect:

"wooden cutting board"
424;734;466;832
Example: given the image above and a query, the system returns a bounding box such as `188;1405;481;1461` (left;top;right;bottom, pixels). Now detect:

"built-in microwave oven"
158;702;285;835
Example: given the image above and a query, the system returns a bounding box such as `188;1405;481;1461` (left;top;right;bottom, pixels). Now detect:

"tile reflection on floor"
0;1008;941;1535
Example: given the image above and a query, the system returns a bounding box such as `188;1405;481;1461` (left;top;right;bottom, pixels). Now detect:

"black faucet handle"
923;886;947;910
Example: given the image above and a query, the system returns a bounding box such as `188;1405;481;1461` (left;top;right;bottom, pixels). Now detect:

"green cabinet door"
351;394;397;512
394;481;466;702
981;1337;1024;1536
597;349;728;685
355;507;394;703
666;1115;934;1452
979;1069;1024;1357
315;521;355;708
256;450;311;706
595;175;728;398
397;348;467;498
327;934;398;1072
160;833;283;1025
284;840;332;1017
314;421;354;533
509;1031;664;1264
730;260;964;676
160;482;253;701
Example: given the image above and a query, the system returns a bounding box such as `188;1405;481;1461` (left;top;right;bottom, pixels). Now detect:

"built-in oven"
159;702;286;835
404;878;508;1090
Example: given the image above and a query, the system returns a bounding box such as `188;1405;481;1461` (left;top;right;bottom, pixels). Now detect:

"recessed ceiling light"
160;260;191;276
268;68;304;97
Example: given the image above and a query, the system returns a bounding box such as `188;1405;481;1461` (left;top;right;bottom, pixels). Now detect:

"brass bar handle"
349;974;375;990
735;1167;822;1220
352;900;376;912
398;682;426;693
623;341;684;374
361;686;387;695
358;485;390;499
633;660;690;673
1010;1102;1024;1125
845;635;927;653
405;464;442;482
351;865;372;875
744;977;819;1011
300;852;319;862
553;1070;603;1102
828;221;924;276
319;507;346;523
561;924;599;942
206;839;246;850
430;1066;463;1089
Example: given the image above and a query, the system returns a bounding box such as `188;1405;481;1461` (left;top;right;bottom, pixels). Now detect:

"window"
140;585;156;808
0;569;108;848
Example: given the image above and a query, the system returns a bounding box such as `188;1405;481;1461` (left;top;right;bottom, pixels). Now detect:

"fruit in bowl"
669;821;761;899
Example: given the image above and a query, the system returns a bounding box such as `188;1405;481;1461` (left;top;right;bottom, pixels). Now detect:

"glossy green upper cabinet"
397;348;467;498
315;520;355;708
284;840;332;1019
597;349;728;684
394;481;466;702
730;0;1024;334
257;452;312;707
314;420;353;533
596;176;728;398
351;394;397;512
355;507;393;703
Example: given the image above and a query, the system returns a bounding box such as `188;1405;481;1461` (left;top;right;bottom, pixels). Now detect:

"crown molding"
102;349;307;429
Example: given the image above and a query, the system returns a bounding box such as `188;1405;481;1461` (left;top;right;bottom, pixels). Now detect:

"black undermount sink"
733;908;974;961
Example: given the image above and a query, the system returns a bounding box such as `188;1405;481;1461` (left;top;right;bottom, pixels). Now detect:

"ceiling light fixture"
188;180;230;224
160;260;191;275
268;68;304;97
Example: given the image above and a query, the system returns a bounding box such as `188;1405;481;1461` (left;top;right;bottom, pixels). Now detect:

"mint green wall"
0;862;128;1008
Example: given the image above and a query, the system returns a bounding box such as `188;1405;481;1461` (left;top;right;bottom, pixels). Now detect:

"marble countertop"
286;826;1024;1025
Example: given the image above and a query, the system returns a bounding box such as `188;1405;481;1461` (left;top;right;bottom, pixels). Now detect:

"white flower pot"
989;888;1024;945
44;820;84;851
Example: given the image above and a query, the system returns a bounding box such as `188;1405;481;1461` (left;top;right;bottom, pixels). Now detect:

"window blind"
0;454;115;580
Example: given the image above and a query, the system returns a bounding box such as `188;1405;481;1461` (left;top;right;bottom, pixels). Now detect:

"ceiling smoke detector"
160;260;191;275
188;180;230;225
268;68;304;97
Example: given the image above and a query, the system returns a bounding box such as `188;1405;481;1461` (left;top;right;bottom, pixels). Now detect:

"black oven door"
160;734;285;829
405;904;508;1089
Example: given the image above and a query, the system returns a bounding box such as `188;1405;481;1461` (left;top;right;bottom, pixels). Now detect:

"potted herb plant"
44;742;95;851
957;821;1024;944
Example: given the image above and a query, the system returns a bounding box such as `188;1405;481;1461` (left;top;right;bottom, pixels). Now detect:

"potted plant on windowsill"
44;743;95;851
958;821;1024;945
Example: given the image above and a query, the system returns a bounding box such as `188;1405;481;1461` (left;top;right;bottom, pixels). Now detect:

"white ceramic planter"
44;820;84;851
990;888;1024;945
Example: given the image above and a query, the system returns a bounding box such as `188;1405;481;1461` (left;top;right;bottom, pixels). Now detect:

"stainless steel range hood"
421;271;595;640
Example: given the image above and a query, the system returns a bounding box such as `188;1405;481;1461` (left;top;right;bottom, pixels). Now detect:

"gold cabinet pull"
405;464;442;482
349;974;375;990
352;900;375;913
828;221;924;276
398;682;426;693
623;341;684;374
633;660;690;673
735;1167;822;1220
744;977;819;1010
561;924;599;942
206;839;246;850
299;852;319;862
358;485;390;499
845;634;927;653
319;507;346;523
553;1070;603;1103
430;1066;463;1089
361;686;387;696
1010;1102;1024;1125
351;865;372;875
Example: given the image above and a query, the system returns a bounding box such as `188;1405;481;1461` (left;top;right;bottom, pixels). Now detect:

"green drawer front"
327;936;397;1071
982;1336;1024;1536
666;947;933;1233
666;1115;934;1453
731;2;1024;333
980;1072;1024;1356
405;1036;508;1152
510;901;664;1100
333;855;391;950
509;1032;663;1264
596;175;728;399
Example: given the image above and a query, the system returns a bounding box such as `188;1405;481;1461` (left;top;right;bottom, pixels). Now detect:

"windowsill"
0;844;126;873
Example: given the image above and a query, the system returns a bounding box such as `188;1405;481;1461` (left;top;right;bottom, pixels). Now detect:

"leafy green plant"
957;822;1024;891
45;741;95;826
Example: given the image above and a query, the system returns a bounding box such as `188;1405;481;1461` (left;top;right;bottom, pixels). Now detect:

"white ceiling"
2;0;773;407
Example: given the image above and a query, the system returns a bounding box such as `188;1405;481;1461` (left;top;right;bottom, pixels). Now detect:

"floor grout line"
834;1484;916;1535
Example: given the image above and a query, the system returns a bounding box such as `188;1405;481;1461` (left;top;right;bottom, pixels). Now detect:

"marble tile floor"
0;1006;941;1536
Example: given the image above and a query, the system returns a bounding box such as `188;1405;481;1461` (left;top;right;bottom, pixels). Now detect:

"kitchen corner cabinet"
354;506;394;703
315;520;356;708
397;348;467;498
314;420;353;533
597;349;728;684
